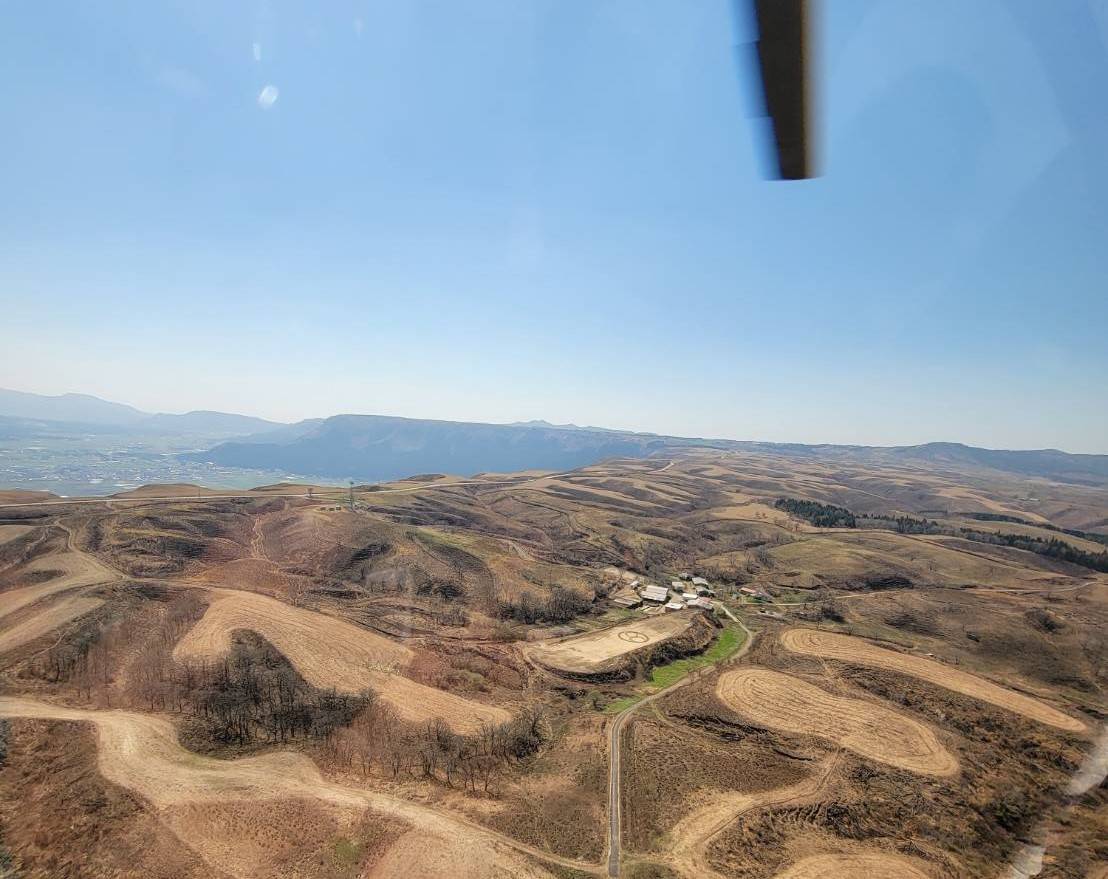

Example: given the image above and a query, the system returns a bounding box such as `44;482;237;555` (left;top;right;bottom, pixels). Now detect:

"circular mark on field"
618;631;649;644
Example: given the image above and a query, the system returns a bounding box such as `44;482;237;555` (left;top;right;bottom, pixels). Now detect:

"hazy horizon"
2;383;1105;456
2;1;1106;453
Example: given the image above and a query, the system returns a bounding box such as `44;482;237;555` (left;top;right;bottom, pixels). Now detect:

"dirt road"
772;852;932;878
0;696;600;878
606;615;755;877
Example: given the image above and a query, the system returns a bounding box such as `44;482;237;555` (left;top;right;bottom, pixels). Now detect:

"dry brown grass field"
1;449;1106;877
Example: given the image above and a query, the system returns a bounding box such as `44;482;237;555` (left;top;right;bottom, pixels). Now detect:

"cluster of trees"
325;699;548;795
857;513;944;535
33;592;546;797
496;585;593;624
959;529;1108;573
34;588;204;700
170;635;366;746
32;596;367;746
774;497;856;528
856;513;1108;573
960;511;1108;548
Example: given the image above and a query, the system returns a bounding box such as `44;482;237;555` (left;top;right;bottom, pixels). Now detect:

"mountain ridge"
0;388;284;437
4;388;1107;486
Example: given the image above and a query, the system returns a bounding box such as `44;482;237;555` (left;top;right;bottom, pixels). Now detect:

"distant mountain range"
0;388;282;437
736;441;1108;486
3;388;1107;487
181;413;713;482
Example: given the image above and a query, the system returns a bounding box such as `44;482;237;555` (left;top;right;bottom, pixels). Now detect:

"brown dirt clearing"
0;523;34;544
527;614;691;674
772;852;932;878
665;759;836;879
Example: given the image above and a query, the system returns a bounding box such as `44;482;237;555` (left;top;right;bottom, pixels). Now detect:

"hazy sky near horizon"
2;1;1107;452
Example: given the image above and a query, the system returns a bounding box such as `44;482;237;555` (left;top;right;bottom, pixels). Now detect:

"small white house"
691;576;709;587
664;600;686;612
681;591;697;602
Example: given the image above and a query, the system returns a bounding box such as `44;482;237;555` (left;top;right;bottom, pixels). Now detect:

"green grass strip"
647;625;745;689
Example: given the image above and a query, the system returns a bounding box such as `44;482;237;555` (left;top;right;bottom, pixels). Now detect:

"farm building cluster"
609;571;720;614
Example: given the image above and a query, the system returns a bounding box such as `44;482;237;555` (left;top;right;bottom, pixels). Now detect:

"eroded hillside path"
0;696;599;878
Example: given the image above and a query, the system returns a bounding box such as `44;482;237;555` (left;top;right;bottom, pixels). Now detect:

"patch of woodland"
495;585;596;625
20;585;203;697
404;641;527;694
322;699;549;797
774;498;857;528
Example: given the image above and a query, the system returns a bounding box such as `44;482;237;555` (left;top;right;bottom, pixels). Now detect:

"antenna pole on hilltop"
348;480;354;510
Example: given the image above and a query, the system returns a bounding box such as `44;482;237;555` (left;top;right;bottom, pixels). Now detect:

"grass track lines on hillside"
0;549;118;621
780;629;1086;732
175;589;508;734
0;594;104;655
773;852;932;879
716;668;958;776
0;524;34;544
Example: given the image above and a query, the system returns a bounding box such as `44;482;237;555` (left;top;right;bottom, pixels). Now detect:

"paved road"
605;613;754;877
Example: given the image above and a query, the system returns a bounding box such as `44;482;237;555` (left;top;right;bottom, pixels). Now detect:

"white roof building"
670;580;683;590
691;576;709;586
681;591;698;601
641;584;669;603
664;600;685;611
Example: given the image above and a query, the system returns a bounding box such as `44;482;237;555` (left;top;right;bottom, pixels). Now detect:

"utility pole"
348;479;354;511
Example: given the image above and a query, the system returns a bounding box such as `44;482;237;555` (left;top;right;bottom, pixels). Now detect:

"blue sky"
2;1;1106;452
